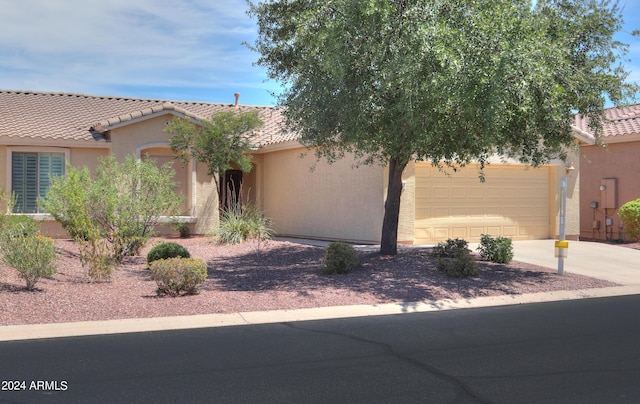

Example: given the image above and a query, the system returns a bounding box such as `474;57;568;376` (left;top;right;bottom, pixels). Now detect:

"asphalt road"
1;295;640;403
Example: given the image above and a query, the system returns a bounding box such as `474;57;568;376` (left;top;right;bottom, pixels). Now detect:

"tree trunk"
380;157;408;255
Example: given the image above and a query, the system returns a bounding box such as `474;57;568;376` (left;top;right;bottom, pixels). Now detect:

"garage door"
414;163;550;243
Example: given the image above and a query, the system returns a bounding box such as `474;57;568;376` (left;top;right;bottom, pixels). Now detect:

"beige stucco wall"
260;147;384;243
580;140;640;240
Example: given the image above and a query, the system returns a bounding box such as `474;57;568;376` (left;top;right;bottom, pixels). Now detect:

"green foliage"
431;238;477;277
323;242;359;274
165;111;263;196
0;214;38;238
216;203;273;245
40;155;184;280
248;0;637;255
477;234;514;264
0;234;56;290
619;199;640;242
149;257;207;297
436;249;479;278
147;242;191;266
431;238;469;259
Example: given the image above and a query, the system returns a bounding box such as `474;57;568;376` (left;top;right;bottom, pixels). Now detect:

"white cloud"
0;0;278;103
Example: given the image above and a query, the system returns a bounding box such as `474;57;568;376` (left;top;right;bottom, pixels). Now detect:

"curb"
2;285;640;342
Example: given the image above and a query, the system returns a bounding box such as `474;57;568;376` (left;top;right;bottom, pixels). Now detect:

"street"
2;295;640;403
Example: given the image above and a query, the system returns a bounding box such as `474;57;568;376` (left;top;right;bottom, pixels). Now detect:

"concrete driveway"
469;240;640;286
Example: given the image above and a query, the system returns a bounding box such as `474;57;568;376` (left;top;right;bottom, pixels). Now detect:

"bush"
147;242;191;266
0;215;38;238
216;204;273;245
323;242;359;274
619;198;640;242
431;238;469;258
436;248;478;278
431;238;478;277
0;234;57;290
149;257;207;297
477;234;514;263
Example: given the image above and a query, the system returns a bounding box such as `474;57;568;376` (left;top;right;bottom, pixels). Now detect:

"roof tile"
0;90;295;147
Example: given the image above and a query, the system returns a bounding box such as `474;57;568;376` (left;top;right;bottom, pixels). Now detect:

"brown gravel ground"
0;237;619;326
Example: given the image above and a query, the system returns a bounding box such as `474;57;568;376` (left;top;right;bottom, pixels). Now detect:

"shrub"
0;234;57;290
436;248;478;278
216;204;273;245
323;242;359;274
431;238;477;277
0;215;38;238
619;198;640;242
431;238;469;258
149;257;207;297
477;234;514;264
147;242;191;266
40;155;185;266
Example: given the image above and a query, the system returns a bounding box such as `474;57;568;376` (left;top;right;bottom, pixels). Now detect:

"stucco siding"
109;115;174;162
193;161;219;235
580;141;640;240
261;148;384;243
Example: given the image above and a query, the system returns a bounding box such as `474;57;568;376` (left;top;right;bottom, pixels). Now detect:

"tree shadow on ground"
204;245;570;303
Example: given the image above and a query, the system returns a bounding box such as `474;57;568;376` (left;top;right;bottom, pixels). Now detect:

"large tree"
248;0;637;255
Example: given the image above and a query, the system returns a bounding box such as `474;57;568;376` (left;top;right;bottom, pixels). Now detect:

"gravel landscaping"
0;237;618;326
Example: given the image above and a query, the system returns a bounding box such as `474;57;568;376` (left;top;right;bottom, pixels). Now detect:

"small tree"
619;198;640;242
165;110;264;205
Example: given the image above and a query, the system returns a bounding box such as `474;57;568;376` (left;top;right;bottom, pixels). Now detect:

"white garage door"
414;163;550;243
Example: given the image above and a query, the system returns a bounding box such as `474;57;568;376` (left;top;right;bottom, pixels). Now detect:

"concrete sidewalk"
2;238;639;342
496;240;639;286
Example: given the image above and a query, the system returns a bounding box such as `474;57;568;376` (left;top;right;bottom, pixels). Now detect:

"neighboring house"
1;89;579;244
574;104;640;241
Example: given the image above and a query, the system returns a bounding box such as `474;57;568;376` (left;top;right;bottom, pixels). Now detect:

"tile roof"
572;104;640;143
0;90;296;148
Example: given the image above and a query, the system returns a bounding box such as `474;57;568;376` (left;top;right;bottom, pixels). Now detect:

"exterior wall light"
565;162;575;175
599;184;606;191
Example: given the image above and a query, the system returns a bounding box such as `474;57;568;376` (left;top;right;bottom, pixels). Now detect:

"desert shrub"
431;238;469;258
619;198;640;242
431;238;477;277
216;203;273;245
149;257;207;296
0;214;38;238
436;248;478;278
170;220;191;238
323;242;359;274
477;234;514;263
147;242;191;266
0;234;57;290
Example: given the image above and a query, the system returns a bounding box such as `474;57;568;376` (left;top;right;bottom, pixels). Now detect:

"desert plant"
171;221;191;238
0;214;38;238
619;198;640;242
0;234;57;290
41;155;184;274
436;248;478;278
147;242;191;266
477;234;514;264
149;257;207;297
216;203;273;246
431;238;469;259
323;242;359;274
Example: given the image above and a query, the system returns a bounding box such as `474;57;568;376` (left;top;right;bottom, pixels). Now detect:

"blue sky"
1;0;639;107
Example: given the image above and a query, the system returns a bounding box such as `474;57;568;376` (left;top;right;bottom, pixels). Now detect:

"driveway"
470;240;640;286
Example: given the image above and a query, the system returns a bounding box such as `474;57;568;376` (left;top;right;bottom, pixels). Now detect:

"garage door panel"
414;164;550;243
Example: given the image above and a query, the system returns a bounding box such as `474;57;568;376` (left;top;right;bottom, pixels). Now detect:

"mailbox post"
557;176;568;275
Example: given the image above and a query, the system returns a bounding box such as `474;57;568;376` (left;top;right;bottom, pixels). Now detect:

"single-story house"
574;104;640;241
0;89;581;244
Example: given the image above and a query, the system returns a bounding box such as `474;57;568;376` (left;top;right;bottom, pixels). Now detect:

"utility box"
600;178;617;209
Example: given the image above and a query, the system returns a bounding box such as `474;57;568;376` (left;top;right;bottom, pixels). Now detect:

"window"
11;152;65;213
